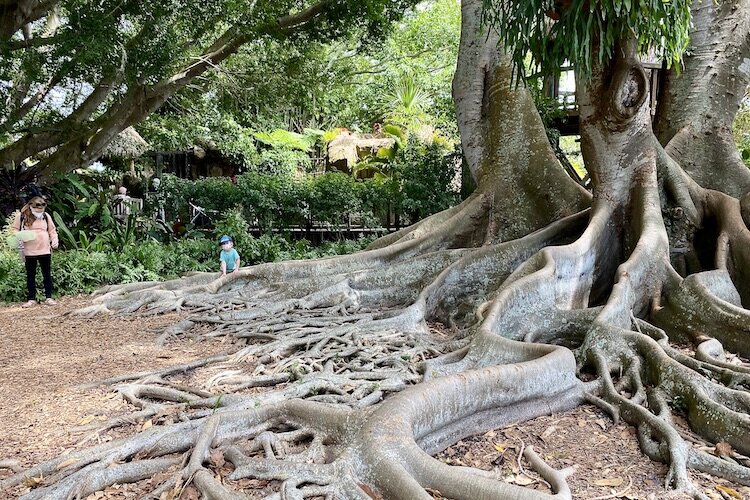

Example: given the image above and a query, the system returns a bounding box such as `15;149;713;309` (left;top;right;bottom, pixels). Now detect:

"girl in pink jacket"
12;196;59;307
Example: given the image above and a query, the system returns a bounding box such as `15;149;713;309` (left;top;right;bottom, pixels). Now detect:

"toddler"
219;235;240;276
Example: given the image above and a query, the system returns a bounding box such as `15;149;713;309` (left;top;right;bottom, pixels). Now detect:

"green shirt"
220;248;240;271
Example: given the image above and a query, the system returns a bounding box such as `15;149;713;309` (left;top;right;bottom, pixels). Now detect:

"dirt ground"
0;296;748;499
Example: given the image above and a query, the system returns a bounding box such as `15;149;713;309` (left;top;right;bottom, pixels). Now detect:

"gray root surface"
4;1;750;499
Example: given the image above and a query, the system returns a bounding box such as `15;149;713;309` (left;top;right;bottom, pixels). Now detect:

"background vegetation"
735;100;750;167
0;138;458;302
137;0;461;157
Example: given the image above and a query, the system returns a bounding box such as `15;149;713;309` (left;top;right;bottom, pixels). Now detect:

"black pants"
25;254;53;300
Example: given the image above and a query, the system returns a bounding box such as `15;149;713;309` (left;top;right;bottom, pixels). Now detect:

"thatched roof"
102;127;151;159
327;133;395;169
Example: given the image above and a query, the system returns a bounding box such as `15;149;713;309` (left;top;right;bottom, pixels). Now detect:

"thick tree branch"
2;32;61;50
30;0;345;178
0;0;59;42
0;51;126;169
0;64;67;132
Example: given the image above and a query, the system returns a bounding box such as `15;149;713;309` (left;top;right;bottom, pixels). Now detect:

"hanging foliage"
482;0;692;80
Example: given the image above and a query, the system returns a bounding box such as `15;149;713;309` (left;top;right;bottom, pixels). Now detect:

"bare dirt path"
0;296;747;499
0;297;228;471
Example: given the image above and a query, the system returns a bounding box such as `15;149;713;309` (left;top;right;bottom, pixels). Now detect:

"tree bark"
0;0;59;42
654;0;750;198
452;0;590;243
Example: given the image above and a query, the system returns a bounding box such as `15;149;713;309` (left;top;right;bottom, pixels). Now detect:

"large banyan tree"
3;0;750;498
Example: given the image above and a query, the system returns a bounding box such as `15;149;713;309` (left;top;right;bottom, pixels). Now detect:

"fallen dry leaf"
540;425;558;442
141;419;153;431
715;484;742;499
78;414;97;425
236;478;270;488
181;485;200;500
715;442;733;458
593;477;624;487
506;474;535;486
493;442;508;453
55;458;77;470
22;474;45;488
208;449;225;469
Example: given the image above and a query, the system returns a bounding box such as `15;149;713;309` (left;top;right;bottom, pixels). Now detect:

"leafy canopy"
0;0;420;149
482;0;692;79
143;0;460;138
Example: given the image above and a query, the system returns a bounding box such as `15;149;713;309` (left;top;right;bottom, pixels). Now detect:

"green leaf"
254;129;314;152
66;175;91;198
79;231;90;248
52;211;78;250
376;146;396;160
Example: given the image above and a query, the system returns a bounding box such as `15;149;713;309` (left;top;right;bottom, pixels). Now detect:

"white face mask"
31;209;45;217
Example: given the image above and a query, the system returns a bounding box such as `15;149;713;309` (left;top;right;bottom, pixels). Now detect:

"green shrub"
164;238;216;275
389;140;460;224
244;234;290;264
255;149;311;176
307;173;363;227
253;129;318;152
0;251;25;302
316;236;375;257
157;140;459;232
0;231;374;303
213;208;252;258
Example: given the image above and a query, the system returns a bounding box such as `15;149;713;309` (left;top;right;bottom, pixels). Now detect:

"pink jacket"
12;212;59;256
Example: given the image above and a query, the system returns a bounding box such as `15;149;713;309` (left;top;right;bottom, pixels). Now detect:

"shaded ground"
0;297;229;469
434;407;750;500
0;297;748;499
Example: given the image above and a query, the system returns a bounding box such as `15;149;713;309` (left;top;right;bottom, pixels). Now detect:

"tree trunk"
654;0;750;198
453;0;590;242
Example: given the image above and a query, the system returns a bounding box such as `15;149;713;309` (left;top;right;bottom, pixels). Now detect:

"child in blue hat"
219;235;240;276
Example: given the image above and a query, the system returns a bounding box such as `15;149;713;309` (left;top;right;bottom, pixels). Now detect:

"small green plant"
668;394;689;414
253;129;319;152
734;104;750;168
212;394;224;414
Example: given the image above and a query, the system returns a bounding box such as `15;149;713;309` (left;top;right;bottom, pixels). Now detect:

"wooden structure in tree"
546;62;663;135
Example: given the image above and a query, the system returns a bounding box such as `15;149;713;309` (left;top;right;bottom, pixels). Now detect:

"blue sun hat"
219;235;232;245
